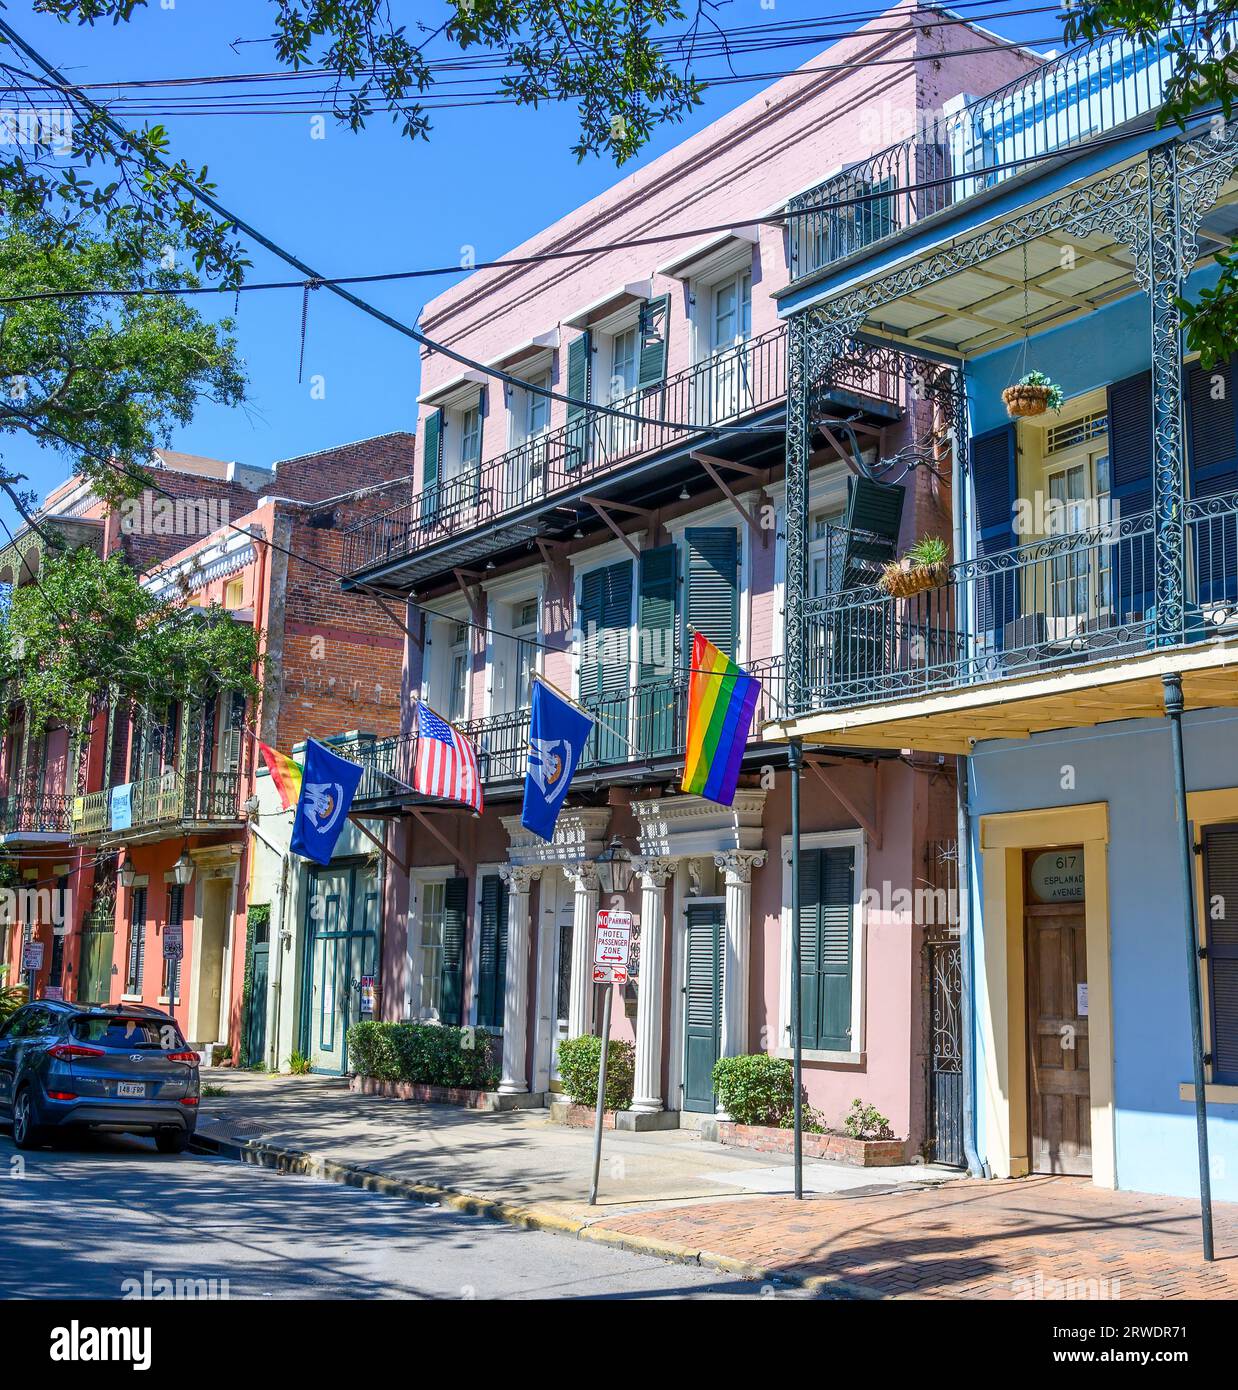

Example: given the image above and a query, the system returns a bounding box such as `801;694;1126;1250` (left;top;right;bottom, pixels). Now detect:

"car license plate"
117;1082;146;1098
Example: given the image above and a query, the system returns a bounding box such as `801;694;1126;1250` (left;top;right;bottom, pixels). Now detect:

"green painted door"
77;924;115;1005
244;916;270;1068
305;862;380;1074
682;901;724;1113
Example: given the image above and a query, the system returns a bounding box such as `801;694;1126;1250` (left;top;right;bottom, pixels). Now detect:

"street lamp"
595;836;635;896
118;855;136;889
171;850;195;888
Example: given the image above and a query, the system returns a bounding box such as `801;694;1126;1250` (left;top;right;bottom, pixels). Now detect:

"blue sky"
0;0;1058;524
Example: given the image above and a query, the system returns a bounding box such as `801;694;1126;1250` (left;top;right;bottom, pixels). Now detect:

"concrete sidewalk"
194;1073;1238;1298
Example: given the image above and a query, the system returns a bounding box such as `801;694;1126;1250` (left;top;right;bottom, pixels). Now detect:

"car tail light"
180;1096;199;1107
47;1043;105;1061
166;1051;200;1064
47;1091;77;1101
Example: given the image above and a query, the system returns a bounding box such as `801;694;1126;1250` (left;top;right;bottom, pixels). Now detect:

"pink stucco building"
340;3;1039;1151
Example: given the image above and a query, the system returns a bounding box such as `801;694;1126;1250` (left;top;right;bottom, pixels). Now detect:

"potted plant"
1001;369;1064;418
880;534;950;597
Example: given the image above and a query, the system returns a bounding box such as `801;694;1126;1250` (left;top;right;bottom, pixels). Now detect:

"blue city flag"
521;680;593;842
290;738;365;866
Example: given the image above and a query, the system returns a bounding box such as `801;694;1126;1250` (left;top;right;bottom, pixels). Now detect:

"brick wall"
269;431;414;504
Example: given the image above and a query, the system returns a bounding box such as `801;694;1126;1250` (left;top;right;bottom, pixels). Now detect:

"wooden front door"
1025;895;1091;1175
682;901;724;1113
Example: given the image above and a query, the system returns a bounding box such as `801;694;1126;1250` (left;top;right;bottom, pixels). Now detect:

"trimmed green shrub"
712;1053;795;1126
345;1021;500;1090
556;1034;635;1111
842;1098;895;1140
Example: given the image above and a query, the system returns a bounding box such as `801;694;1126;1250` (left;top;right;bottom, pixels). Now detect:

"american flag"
413;702;483;814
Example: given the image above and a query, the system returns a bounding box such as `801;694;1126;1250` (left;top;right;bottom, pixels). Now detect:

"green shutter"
565;331;592;470
798;846;856;1053
638;544;677;756
439;876;467;1026
477;873;508;1031
579;561;632;763
422;408;443;521
682;902;723;1112
685;527;739;660
637;295;670;389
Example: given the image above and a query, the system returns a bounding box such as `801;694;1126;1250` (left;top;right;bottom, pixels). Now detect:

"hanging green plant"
880;534;950;598
1002;370;1065;418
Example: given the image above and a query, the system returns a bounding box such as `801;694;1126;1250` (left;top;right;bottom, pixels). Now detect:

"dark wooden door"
1026;903;1091;1175
683;902;723;1113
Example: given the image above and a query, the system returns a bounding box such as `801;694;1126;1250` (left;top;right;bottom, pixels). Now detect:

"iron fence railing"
0;791;71;836
343;326;792;577
72;769;242;838
800;490;1238;711
787;21;1215;283
342;656;787;795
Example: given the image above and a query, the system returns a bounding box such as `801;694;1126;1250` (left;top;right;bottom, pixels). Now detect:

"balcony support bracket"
452;568;485;622
348;813;409;874
582;498;643;558
803;754;881;850
690;452;766;546
410;807;463;875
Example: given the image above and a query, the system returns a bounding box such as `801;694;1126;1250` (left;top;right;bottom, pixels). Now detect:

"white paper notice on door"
1077;982;1089;1017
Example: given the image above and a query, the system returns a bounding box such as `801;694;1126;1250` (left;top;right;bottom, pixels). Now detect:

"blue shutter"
1107;372;1154;623
1186;357;1238;607
1202;826;1238;1086
970;424;1019;642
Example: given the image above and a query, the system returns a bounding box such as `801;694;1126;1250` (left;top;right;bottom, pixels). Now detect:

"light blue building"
772;18;1238;1235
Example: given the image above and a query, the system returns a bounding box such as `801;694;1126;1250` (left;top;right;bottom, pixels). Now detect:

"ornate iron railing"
343;326;794;577
799;490;1238;712
786;21;1210;283
0;791;71;836
333;733;417;804
72;769;242;838
467;656;786;785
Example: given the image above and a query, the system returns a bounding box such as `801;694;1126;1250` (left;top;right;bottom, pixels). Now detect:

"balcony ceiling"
840;164;1238;361
765;639;1238;756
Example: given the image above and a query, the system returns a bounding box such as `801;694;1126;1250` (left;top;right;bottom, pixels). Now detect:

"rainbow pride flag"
681;632;761;806
259;741;303;811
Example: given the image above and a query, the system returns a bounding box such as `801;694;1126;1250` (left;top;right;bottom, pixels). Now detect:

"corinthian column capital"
499;863;540;895
632;856;675;888
713;849;767;885
562;861;599;893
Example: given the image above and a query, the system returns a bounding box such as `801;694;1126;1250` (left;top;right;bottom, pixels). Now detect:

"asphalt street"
0;1129;809;1300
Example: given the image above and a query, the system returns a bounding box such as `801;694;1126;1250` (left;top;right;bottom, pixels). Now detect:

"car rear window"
70;1016;183;1049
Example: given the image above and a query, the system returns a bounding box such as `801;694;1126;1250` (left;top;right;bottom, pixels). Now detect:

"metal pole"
789;737;804;1200
1163;672;1214;1261
588;984;613;1206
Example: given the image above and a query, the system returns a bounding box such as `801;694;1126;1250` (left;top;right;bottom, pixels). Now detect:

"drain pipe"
950;418;984;1178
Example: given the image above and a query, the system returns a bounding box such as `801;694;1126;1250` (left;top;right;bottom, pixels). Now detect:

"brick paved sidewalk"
598;1175;1238;1298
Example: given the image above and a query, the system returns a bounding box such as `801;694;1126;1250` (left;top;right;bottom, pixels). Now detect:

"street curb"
191;1130;882;1298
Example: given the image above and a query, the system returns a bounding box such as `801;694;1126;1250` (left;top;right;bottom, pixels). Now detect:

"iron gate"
925;840;965;1167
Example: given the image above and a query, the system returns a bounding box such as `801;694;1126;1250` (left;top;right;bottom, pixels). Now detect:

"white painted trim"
778;828;866;1058
658;227;759;279
405;865;454;1022
562;281;651;330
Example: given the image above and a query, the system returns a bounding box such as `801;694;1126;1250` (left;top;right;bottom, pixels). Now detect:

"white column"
630;857;674;1113
498;864;539;1093
715;850;767;1062
562;861;599;1038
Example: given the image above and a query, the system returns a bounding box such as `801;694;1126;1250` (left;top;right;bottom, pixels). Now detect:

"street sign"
592;963;628;985
594;909;632;966
163;923;183;962
359;975;376;1017
21;940;43;972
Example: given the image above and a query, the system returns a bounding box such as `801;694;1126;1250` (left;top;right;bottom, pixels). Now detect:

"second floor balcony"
72;767;244;845
782;490;1238;754
0;790;72;844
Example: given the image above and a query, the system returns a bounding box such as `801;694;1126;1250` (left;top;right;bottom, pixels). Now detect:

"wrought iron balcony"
72;768;243;843
460;656;787;789
342;327;797;587
798;491;1238;714
0;791;72;841
785;20;1219;286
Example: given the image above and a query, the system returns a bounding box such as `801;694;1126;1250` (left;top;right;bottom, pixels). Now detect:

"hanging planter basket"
1002;383;1053;417
879;557;949;598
